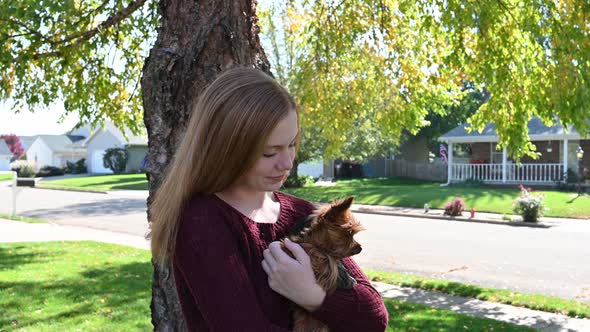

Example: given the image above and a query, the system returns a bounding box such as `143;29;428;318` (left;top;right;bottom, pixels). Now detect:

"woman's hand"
262;238;326;312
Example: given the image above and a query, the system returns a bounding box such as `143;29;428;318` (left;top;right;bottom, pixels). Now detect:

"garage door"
91;150;112;174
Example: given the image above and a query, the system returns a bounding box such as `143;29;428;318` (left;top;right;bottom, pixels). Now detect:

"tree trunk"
291;159;300;179
141;0;269;329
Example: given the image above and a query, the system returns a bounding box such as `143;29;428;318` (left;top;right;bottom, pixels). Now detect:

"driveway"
1;184;589;303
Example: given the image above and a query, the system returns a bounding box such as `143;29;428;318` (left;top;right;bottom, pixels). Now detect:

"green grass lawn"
366;270;590;319
284;177;590;219
0;173;14;181
0;241;535;331
383;299;533;331
0;242;151;331
39;174;148;191
36;175;590;218
0;213;45;224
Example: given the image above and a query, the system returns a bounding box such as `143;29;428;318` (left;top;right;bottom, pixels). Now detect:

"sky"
0;0;277;138
0;101;79;136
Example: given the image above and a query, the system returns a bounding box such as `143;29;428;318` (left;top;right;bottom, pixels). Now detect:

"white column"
502;148;507;183
447;142;453;183
563;139;569;181
12;171;17;217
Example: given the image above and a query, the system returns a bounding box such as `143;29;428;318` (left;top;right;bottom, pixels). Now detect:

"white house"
70;122;148;174
25;135;86;170
0;139;12;171
20;122;148;173
18;136;37;152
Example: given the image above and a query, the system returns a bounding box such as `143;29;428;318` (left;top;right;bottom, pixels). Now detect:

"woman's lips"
268;175;286;183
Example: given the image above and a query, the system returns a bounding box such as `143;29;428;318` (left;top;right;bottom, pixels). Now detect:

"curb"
351;207;551;228
32;185;108;194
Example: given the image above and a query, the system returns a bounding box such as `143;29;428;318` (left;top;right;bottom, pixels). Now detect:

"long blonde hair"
150;67;296;265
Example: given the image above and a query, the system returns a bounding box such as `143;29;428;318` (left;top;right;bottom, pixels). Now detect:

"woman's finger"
268;241;292;263
261;259;271;275
263;248;277;268
283;238;309;264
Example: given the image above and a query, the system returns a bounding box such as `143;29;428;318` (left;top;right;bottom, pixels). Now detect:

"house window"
490;143;503;164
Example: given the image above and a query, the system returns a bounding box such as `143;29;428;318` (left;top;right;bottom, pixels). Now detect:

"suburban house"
68;122;148;174
26;135;86;170
439;117;589;185
320;136;434;180
0;139;12;171
21;122;148;173
18;136;37;152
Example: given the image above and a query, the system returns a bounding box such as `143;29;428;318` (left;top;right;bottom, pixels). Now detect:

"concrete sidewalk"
373;282;590;332
0;218;149;250
349;202;587;227
1;218;589;331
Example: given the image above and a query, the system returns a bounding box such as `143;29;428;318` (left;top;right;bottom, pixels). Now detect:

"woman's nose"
277;150;293;170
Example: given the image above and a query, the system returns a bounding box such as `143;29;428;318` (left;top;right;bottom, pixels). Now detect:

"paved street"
0;184;149;236
353;213;590;304
1;184;589;303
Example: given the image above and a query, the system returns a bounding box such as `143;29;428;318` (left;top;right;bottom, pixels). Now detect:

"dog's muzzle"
351;245;362;255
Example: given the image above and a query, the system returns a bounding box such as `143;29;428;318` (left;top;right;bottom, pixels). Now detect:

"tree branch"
0;18;53;44
70;0;111;28
55;0;148;46
21;0;148;61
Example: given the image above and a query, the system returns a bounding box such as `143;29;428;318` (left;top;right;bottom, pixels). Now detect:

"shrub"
444;197;465;216
10;160;36;178
456;178;485;187
36;166;65;177
566;168;578;183
103;148;128;174
65;158;87;174
64;162;73;174
513;185;544;223
283;174;314;188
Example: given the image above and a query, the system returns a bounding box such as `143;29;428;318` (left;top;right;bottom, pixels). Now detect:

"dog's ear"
333;196;354;210
325;197;354;219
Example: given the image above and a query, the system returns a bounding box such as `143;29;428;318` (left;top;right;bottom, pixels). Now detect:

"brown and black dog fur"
283;197;364;332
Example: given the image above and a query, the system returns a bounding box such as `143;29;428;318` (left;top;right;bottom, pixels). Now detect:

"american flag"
440;144;448;164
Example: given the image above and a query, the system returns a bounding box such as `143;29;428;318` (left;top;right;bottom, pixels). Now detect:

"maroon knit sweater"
173;191;388;331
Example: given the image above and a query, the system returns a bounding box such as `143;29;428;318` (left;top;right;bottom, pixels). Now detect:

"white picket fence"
451;163;564;183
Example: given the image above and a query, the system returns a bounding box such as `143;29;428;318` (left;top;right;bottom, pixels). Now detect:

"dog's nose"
352;245;362;255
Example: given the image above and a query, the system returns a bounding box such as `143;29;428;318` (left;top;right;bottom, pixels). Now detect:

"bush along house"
439;117;589;186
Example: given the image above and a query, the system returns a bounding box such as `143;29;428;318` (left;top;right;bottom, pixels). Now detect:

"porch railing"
451;163;564;183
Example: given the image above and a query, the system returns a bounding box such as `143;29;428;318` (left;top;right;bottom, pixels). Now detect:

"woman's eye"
263;153;277;158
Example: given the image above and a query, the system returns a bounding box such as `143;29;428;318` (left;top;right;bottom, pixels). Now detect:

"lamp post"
576;146;584;194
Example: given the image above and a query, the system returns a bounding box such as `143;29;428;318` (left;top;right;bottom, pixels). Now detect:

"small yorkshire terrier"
284;196;364;332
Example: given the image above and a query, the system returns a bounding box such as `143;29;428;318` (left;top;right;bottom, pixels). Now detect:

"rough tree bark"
141;0;270;329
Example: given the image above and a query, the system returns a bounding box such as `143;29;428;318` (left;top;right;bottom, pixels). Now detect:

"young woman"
150;67;388;331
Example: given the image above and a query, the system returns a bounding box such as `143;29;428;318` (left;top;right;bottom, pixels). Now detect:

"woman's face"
238;111;298;193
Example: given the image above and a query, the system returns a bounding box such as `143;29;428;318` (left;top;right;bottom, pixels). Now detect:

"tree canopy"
2;0;589;160
0;0;157;132
259;0;590;160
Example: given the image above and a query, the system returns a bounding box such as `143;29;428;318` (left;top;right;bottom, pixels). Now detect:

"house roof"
0;139;12;156
35;135;83;153
439;117;588;143
69;122;148;147
19;136;37;150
